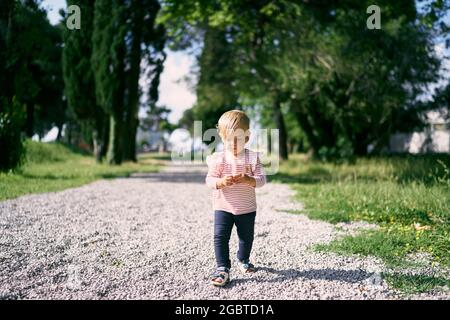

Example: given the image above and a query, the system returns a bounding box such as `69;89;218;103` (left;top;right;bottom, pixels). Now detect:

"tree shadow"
129;171;207;184
19;172;135;181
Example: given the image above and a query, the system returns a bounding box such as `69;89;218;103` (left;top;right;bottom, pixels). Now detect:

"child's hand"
232;173;256;187
217;175;235;189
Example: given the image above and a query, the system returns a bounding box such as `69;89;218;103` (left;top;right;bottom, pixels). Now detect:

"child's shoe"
237;259;256;273
210;266;230;287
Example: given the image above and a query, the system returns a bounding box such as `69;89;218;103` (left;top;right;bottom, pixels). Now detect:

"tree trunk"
273;95;288;160
92;129;103;163
101;115;109;159
106;31;126;165
126;118;138;162
123;5;143;162
107;114;123;165
25;103;34;137
291;99;318;157
291;96;340;159
56;122;63;141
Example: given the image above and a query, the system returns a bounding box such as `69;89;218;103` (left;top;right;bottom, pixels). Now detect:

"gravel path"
0;162;448;300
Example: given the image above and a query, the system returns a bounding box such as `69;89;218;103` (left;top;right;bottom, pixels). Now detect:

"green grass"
382;273;450;295
272;153;450;294
0;140;165;201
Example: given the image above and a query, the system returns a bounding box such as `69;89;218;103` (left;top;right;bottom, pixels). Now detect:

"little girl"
205;110;266;287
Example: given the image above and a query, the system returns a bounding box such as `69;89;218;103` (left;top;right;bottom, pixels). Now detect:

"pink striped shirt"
205;148;266;215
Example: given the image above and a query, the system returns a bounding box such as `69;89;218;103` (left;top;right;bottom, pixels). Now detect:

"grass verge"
272;153;450;294
0;140;165;201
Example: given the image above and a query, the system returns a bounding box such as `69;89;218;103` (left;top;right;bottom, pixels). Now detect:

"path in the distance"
0;162;447;299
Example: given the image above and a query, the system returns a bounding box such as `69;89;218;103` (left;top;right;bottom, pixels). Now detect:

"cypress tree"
92;0;127;165
93;0;166;164
63;0;108;162
123;0;166;162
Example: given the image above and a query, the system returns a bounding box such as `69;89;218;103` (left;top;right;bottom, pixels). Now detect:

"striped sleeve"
251;153;266;188
205;154;222;189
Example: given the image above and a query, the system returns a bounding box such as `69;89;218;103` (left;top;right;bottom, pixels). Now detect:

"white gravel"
0;162;448;300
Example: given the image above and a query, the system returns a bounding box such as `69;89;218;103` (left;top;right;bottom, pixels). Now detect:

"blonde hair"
216;110;250;140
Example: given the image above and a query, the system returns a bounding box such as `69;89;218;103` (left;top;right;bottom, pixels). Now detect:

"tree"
192;25;240;132
0;0;65;170
160;0;445;159
0;1;24;172
92;0;128;164
123;0;166;162
92;0;166;164
140;105;175;151
63;0;108;162
3;0;65;139
275;0;442;157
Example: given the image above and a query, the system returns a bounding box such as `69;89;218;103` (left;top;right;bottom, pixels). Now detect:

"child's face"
221;127;249;155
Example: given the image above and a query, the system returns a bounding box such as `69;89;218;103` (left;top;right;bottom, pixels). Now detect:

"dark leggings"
214;210;256;269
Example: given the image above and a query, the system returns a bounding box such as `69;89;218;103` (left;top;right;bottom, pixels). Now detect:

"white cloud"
41;0;66;25
157;50;197;123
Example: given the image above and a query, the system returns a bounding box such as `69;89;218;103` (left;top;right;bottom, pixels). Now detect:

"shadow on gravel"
128;170;273;184
225;267;371;287
128;172;207;184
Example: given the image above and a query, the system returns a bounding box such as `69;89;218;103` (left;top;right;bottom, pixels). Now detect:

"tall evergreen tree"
92;0;128;164
123;0;166;162
92;0;165;164
63;0;108;162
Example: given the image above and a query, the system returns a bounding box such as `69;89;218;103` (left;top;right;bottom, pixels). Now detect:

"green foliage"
0;0;66;170
161;0;446;158
62;0;106;156
5;1;66;138
277;0;441;156
92;0;127;116
317;136;354;162
63;0;97;120
188;26;240;132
